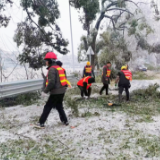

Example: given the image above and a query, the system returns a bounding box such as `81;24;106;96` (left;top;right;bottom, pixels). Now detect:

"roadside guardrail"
0;75;76;99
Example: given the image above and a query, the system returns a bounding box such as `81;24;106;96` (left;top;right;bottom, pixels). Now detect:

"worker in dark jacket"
77;76;95;98
35;52;69;129
115;66;132;102
100;62;111;95
83;61;95;78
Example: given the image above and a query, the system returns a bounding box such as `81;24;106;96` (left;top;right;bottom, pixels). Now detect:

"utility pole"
68;0;75;72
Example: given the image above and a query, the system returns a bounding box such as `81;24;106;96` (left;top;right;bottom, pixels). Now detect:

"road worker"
100;62;112;95
77;76;95;98
82;61;95;78
35;52;69;129
115;66;132;102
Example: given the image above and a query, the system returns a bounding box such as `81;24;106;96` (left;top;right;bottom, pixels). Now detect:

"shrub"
65;97;79;117
132;83;160;102
0;92;41;107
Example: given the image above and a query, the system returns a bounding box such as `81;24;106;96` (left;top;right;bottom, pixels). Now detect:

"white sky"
0;0;86;59
1;0;160;59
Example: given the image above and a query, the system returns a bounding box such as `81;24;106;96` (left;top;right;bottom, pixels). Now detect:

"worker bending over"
83;61;95;78
100;62;112;95
115;66;132;102
77;76;95;98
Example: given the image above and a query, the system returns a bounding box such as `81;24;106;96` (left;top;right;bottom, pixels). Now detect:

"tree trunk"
90;32;98;69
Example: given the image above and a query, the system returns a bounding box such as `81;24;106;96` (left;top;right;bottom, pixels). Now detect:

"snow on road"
106;79;160;95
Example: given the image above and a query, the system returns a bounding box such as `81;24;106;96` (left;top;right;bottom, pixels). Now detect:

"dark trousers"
39;94;68;124
119;85;129;101
100;83;109;95
78;86;91;98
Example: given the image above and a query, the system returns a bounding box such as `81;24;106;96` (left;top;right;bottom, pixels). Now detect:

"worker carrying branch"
82;61;95;78
77;76;95;98
115;65;132;102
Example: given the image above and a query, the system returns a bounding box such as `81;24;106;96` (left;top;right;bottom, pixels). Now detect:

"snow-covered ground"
1;102;160;159
1;80;160;159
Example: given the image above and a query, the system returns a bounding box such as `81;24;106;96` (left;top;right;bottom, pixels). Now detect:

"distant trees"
70;0;138;67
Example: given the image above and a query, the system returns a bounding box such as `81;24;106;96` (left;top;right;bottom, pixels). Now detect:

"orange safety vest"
85;66;92;74
77;76;92;90
106;69;111;77
102;66;111;78
46;65;67;87
61;67;72;88
121;70;132;81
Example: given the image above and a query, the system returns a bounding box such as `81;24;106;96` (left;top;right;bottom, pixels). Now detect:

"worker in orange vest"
35;52;69;129
77;76;95;98
100;62;112;95
115;66;132;102
83;61;95;78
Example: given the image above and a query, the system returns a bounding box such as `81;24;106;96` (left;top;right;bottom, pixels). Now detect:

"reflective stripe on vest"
106;69;111;77
77;76;92;89
85;66;92;73
102;66;111;78
121;70;132;81
46;65;67;87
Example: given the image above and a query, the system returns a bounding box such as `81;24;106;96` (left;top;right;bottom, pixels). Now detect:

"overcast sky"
1;0;160;59
0;0;85;59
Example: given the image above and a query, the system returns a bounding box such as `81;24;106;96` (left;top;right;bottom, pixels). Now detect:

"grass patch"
64;97;79;117
0;92;41;107
81;110;100;118
73;84;160;123
132;71;154;80
136;136;160;157
132;83;160;102
65;87;80;96
0;136;74;160
98;129;160;159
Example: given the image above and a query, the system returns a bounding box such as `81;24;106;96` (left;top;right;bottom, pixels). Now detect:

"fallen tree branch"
13;132;33;140
57;139;70;149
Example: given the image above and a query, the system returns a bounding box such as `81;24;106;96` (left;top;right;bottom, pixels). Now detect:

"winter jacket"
101;66;111;84
82;66;95;78
42;63;67;95
117;71;130;87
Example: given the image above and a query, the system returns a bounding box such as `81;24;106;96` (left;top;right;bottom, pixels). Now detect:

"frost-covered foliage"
98;31;131;69
124;0;160;68
77;0;160;69
73;0;137;66
0;0;13;27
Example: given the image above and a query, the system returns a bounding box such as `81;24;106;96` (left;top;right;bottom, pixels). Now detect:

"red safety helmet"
44;52;57;60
